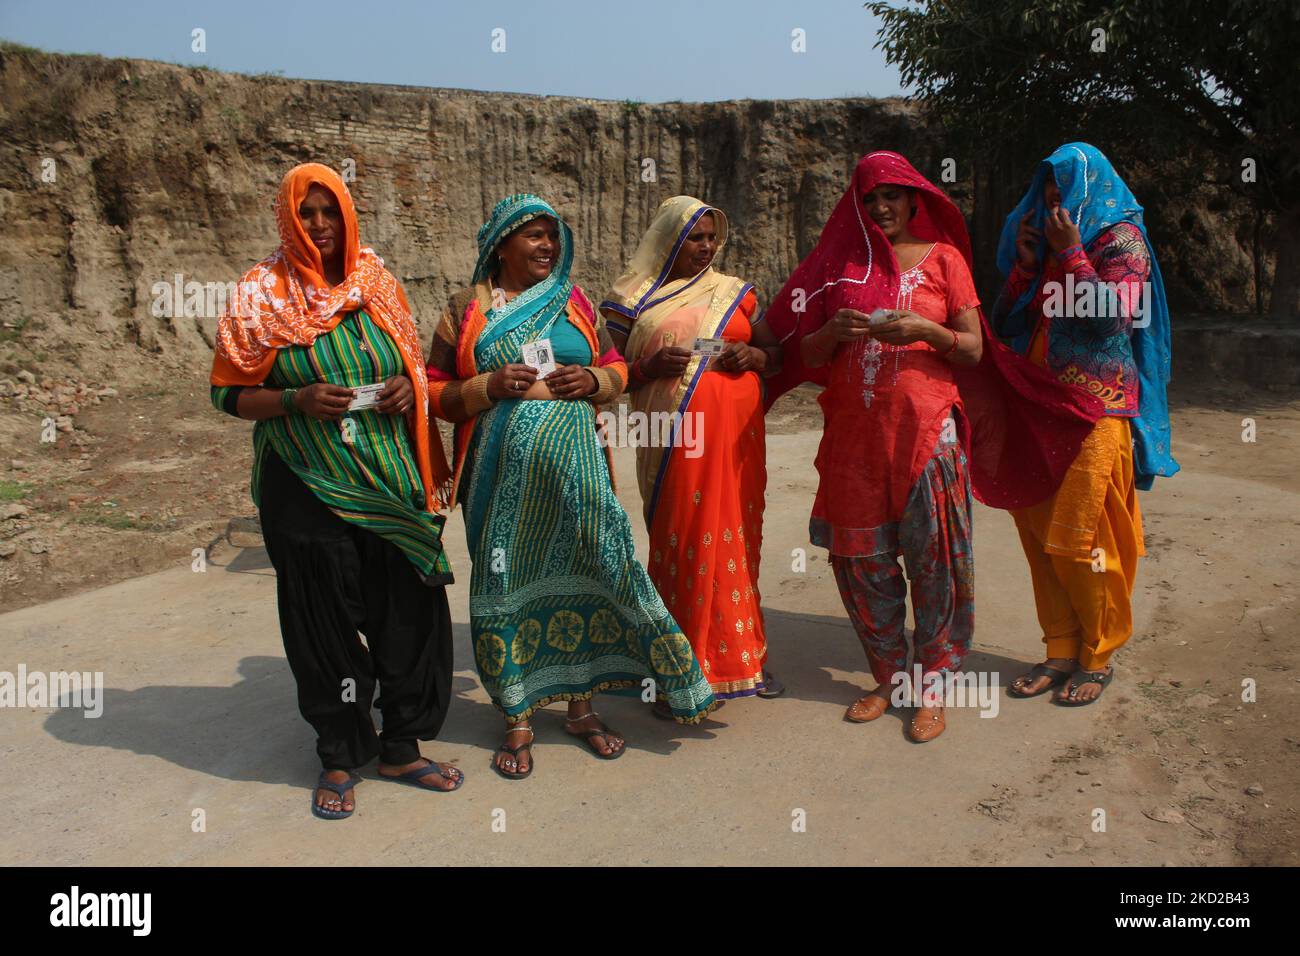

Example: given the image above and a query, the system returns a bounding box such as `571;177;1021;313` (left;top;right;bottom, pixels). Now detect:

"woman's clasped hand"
486;362;597;399
292;375;414;420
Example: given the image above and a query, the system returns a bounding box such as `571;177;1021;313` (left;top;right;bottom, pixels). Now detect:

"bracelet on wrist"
939;327;960;357
280;388;299;413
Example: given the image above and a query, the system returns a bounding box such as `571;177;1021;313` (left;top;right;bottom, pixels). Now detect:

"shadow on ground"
42;603;1042;785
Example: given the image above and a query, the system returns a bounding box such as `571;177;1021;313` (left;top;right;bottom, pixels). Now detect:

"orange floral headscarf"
211;162;450;511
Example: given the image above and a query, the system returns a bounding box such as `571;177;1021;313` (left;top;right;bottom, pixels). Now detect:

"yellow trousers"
1011;417;1144;671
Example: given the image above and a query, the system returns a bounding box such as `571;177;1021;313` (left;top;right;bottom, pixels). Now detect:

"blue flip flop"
311;771;361;821
380;760;464;792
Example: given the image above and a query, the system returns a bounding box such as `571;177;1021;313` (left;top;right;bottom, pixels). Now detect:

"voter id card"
521;338;557;377
693;337;727;369
693;337;727;356
348;382;386;411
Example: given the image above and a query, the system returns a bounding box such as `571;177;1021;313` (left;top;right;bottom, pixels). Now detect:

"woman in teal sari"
427;194;716;779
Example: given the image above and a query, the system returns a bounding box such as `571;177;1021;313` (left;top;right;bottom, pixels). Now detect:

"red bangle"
940;326;959;357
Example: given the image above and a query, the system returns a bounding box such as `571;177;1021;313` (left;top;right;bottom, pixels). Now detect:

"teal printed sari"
461;196;715;723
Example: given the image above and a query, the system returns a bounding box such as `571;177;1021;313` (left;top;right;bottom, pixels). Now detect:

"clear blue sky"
0;0;906;102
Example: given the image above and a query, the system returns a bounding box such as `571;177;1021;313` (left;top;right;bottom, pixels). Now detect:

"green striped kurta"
211;309;452;583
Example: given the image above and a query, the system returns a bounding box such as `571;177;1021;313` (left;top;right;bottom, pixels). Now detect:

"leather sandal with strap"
564;711;626;760
844;693;892;723
1008;661;1074;699
494;725;534;780
1056;666;1114;707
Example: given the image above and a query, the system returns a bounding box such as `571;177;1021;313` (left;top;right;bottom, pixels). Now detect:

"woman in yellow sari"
601;197;782;709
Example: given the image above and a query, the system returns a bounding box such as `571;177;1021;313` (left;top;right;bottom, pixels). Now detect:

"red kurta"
811;243;979;554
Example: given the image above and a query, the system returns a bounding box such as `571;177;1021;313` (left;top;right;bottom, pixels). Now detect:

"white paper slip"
692;337;727;356
347;382;386;411
521;338;557;377
868;309;900;327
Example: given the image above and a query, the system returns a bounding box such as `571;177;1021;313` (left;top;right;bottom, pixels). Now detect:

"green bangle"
280;388;298;413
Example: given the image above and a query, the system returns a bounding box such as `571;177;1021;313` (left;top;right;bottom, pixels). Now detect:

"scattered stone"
1075;769;1090;775
9;460;27;470
0;541;15;558
16;370;36;384
96;387;118;398
1143;806;1185;824
1245;783;1264;797
2;504;29;520
55;416;73;433
28;541;48;555
1169;679;1183;687
1061;837;1085;853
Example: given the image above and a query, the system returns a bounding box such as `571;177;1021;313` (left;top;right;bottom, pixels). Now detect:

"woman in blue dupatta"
427;194;716;779
991;142;1178;706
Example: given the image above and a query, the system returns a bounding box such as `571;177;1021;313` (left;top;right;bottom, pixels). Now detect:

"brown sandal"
908;705;945;742
844;693;892;723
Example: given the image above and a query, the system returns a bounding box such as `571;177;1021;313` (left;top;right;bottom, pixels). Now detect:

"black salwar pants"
258;448;454;770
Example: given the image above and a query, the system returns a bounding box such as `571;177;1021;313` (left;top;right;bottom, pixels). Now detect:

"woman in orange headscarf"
210;163;463;820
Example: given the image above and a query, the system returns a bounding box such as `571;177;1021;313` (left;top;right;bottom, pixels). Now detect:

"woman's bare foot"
316;769;356;814
1009;658;1076;697
1055;665;1113;704
377;757;463;790
494;722;533;777
564;701;625;757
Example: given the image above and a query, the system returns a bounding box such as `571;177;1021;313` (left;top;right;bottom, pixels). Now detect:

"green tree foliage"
867;0;1300;315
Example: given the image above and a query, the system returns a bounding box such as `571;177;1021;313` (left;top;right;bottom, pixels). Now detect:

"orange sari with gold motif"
633;290;768;696
604;196;770;696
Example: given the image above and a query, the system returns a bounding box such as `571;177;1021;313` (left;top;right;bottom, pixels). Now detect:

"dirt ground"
0;368;1297;866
